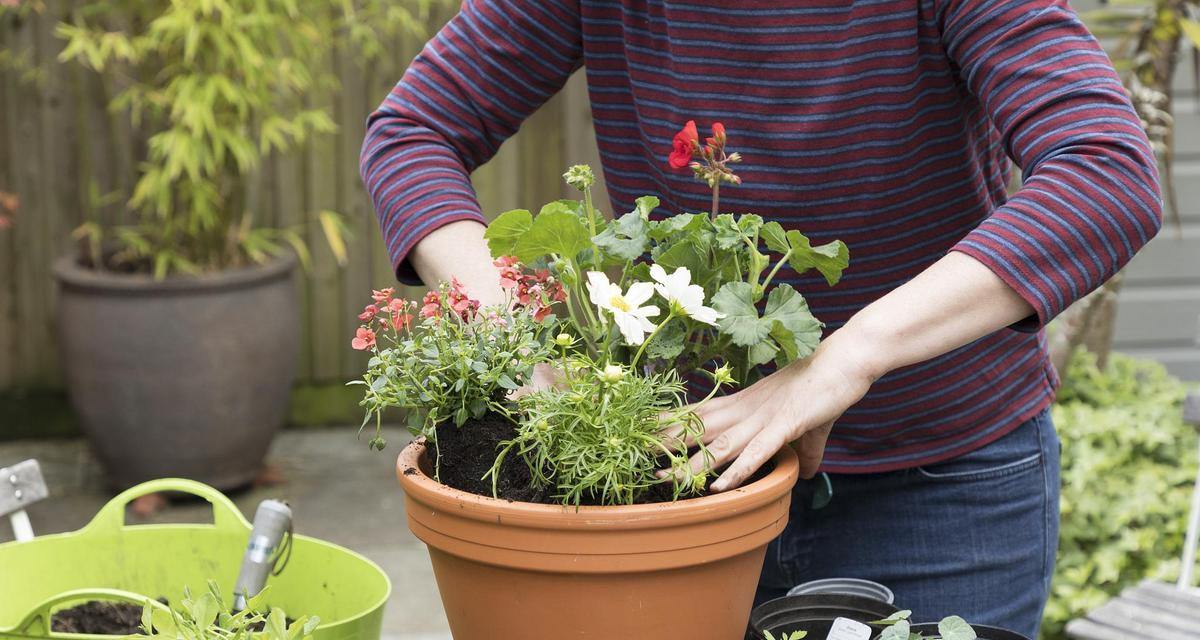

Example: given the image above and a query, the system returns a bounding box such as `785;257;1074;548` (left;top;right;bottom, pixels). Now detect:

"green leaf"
634;195;659;218
879;619;910;640
654;237;708;276
484;209;532;259
712;214;746;250
318;210;349;267
645;318;687;361
713;282;821;364
761;221;789;254
514;209;591;263
649;213;704;241
763;222;849;286
937;616;977;640
763;285;822;361
593;210;649;262
1181;18;1200;49
713;282;768;347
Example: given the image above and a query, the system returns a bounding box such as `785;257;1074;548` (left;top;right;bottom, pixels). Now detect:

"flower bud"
711;364;735;386
602;364;625;383
563;165;595;191
554;333;574;347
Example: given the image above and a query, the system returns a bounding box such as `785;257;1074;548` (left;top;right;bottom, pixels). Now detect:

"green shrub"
1044;351;1197;638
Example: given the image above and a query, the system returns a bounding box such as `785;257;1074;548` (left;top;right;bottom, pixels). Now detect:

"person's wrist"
816;318;892;386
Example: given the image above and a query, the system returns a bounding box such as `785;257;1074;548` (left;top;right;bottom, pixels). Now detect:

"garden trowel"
0;459;48;542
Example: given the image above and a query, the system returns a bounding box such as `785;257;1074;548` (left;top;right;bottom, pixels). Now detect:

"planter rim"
53;252;297;293
396;438;799;530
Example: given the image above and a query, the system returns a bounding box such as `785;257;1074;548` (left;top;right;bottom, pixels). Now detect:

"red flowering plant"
349;276;554;454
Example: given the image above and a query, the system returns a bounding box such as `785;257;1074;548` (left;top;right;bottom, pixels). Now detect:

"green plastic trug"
0;479;390;640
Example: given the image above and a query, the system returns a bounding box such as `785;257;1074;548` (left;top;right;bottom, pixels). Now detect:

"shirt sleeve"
360;1;583;284
940;0;1163;329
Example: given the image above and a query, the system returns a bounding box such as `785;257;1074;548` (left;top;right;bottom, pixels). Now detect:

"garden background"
0;1;1198;638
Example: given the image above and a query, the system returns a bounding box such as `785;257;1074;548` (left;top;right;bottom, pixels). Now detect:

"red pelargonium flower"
351;327;376;351
668;120;699;169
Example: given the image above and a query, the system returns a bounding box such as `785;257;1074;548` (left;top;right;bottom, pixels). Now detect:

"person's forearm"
831;251;1035;382
409;220;505;307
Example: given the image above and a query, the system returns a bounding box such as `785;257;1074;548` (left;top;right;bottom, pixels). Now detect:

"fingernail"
655;470;668;479
710;482;725;492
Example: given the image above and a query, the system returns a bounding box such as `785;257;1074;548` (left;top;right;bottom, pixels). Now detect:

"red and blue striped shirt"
361;0;1162;472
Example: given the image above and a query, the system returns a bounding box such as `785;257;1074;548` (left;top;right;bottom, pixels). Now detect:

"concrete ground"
0;427;451;640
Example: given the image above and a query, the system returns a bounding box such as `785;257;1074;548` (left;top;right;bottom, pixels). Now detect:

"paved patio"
0;427;451;640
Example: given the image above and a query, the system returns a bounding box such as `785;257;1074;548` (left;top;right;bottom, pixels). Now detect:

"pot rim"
396;438;800;530
53;251;297;293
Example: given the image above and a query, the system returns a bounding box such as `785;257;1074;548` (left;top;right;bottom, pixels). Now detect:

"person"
360;1;1162;635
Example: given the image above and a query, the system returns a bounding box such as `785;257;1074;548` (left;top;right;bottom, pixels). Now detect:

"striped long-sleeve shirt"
360;0;1162;473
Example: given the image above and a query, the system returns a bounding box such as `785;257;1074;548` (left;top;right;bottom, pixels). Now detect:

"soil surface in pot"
50;599;294;635
427;411;771;505
52;601;143;635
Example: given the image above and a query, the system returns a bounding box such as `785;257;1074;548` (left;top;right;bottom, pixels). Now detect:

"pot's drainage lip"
786;577;895;604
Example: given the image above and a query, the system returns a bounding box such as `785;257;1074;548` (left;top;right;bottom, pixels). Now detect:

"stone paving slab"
0;427;452;640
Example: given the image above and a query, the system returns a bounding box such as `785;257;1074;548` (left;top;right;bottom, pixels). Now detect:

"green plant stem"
710;182;720;220
630;311;675;369
761;250;792;291
583;185;602;270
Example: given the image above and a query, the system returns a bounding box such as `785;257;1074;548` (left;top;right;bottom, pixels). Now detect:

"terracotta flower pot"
396;440;800;639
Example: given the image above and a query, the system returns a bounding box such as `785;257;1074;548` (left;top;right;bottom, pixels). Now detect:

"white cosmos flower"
586;271;660;345
649;264;724;326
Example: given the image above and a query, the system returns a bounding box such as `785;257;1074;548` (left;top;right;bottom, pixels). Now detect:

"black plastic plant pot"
748;593;899;639
909;623;1031;640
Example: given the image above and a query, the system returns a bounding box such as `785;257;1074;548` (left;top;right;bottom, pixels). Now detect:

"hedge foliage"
1044;351;1198;638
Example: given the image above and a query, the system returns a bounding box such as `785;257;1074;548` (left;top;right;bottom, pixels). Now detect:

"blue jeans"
756;410;1061;638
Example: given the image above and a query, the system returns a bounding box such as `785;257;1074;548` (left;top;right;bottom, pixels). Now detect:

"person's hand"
670;330;882;492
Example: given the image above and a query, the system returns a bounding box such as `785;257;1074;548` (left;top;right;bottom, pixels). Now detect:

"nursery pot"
910;623;1030;640
396;440;800;639
748;593;900;639
54;254;299;490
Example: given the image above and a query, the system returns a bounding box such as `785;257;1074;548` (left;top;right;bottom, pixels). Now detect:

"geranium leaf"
484;208;532;258
654;236;707;276
879;620;910;640
634;195;659;218
938;616;976;640
593;210;649;262
514;209;591;262
783;230;849;286
713;282;770;347
762;221;789;255
763;284;822;361
649;213;704;241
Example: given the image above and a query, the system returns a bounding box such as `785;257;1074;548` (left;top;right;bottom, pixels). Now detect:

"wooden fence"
0;2;604;391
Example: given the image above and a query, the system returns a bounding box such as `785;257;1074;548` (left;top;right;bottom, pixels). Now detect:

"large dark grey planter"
54;253;300;490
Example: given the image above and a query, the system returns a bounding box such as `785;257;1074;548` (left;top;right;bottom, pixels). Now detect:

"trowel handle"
9;509;33;541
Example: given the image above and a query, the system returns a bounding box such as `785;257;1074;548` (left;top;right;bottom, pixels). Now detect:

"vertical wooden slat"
0;11;17;390
275;153;312;381
304;91;343;382
336;47;373;379
12;8;49;387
